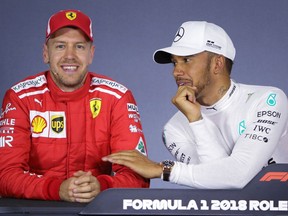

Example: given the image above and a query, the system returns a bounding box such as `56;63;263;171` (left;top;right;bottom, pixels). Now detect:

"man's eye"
184;58;191;63
56;44;65;49
171;61;177;66
76;44;85;49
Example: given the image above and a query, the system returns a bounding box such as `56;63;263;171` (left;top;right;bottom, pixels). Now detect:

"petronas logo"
238;120;246;135
266;93;276;106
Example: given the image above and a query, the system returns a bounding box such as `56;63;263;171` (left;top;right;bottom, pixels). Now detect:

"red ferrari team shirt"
0;71;149;200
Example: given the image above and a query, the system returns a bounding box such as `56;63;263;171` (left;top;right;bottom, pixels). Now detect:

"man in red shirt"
0;9;149;203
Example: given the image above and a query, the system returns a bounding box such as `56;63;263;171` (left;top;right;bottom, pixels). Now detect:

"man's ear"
43;44;49;64
213;55;225;74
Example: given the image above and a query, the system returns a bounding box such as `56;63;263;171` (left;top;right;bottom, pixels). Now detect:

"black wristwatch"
161;160;175;181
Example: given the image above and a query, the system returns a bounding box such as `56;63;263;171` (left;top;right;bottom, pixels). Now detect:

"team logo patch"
135;137;147;156
238;120;246;135
90;98;102;118
66;12;77;21
127;103;138;113
91;77;128;93
51;115;64;133
174;27;184;42
12;75;46;93
31;116;47;134
266;93;276;106
30;111;66;138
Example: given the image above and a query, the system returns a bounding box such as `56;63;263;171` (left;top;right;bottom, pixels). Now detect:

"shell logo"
31;115;47;133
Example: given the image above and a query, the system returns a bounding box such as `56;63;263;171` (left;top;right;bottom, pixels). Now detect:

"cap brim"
153;46;203;64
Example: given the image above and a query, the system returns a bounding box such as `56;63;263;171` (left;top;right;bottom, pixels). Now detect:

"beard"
194;57;213;100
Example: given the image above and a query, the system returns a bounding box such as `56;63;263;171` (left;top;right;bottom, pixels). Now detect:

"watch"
161;160;175;181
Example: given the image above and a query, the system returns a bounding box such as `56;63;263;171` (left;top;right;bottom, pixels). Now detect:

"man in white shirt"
102;21;288;189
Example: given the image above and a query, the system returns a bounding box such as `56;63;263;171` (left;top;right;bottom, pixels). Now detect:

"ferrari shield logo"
90;98;101;118
66;12;77;21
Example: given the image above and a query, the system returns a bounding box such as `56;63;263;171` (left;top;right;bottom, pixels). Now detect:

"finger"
72;181;100;202
75;197;95;203
74;173;93;185
73;183;93;193
102;150;139;162
173;87;197;105
102;153;137;164
73;170;86;177
73;189;98;203
103;156;133;165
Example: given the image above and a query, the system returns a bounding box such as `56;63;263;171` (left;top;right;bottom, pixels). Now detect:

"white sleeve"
163;112;199;164
163;111;229;164
169;89;288;189
189;117;230;162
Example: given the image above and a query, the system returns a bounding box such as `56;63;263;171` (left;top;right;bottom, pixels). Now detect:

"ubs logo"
174;27;185;42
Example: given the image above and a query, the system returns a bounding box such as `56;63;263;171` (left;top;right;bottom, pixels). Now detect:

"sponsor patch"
253;125;271;134
51;115;64;133
66;11;77;21
30;111;66;138
12;75;47;93
0;136;13;147
238;120;246;135
127;103;139;113
128;113;141;122
91;77;127;93
1;103;16;118
206;40;222;50
129;124;142;133
135;137;147;156
257;110;281;118
266;93;277;106
244;133;269;143
90;98;102;118
31;116;47;133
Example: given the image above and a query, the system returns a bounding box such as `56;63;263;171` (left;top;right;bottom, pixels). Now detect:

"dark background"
1;0;287;189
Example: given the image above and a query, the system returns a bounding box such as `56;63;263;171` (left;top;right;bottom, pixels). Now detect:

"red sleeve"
100;90;150;189
0;90;62;200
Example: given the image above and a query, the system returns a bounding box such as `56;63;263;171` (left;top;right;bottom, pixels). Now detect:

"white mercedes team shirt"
163;80;288;189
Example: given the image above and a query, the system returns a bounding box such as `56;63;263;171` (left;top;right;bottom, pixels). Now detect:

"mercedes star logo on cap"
174;27;185;42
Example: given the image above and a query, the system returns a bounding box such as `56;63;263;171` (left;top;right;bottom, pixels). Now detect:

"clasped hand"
59;171;100;203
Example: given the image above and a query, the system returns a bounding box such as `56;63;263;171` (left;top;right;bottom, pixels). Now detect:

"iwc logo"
66;11;77;21
174;27;185;42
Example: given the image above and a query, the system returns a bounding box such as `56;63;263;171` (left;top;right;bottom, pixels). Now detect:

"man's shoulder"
238;82;285;94
237;83;288;112
89;72;129;95
238;83;287;100
10;72;47;94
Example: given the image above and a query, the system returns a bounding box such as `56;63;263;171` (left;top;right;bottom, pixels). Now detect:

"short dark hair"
225;58;233;75
207;51;233;75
